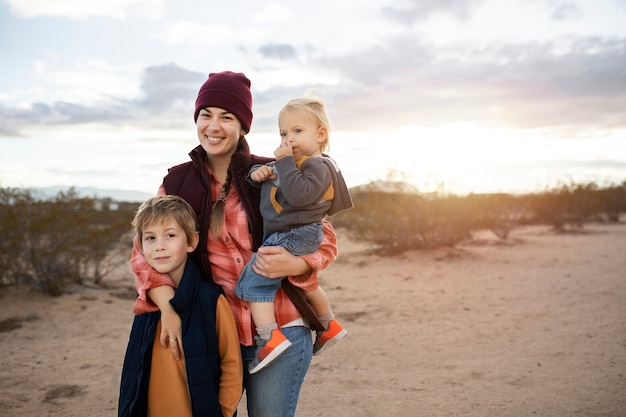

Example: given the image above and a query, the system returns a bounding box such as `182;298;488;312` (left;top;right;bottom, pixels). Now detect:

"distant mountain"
31;186;152;202
350;180;419;194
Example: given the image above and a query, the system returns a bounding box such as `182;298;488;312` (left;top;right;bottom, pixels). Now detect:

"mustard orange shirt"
147;295;242;417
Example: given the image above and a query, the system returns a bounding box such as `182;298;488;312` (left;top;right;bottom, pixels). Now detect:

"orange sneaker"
313;319;347;356
249;329;292;374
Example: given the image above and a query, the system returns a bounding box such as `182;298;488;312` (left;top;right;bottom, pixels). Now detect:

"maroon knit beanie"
193;71;253;132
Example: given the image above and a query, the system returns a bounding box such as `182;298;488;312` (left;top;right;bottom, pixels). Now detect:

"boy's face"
140;217;196;283
278;110;325;159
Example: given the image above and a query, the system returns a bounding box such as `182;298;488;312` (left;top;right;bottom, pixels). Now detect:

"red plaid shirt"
132;182;337;346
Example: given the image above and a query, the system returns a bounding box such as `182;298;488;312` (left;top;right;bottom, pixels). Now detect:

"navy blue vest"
118;259;226;417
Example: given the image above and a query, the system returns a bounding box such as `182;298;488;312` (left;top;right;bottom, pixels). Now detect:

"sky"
1;0;625;197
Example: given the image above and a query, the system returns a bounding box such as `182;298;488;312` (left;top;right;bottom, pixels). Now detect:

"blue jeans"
241;326;313;417
235;223;323;302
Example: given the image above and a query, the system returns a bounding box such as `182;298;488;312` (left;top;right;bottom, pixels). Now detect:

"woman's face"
196;107;245;160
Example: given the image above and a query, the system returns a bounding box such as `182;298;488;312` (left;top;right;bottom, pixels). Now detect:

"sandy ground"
1;223;625;417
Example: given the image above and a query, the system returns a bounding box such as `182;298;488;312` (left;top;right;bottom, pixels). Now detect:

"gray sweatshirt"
249;155;353;235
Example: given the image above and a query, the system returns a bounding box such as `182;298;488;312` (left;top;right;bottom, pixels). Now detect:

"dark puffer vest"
163;141;271;278
118;259;225;417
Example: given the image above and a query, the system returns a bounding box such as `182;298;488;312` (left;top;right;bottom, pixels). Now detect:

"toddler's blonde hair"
279;97;332;153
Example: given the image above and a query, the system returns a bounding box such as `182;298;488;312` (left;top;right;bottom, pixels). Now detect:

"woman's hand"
253;245;312;278
159;306;183;360
147;286;183;360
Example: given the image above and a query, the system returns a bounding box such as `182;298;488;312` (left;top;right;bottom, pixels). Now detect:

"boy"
119;195;242;417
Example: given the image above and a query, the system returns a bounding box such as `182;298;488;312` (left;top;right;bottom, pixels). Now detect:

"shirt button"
236;258;241;263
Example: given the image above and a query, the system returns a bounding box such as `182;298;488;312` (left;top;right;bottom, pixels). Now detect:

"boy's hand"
274;140;293;160
250;165;276;182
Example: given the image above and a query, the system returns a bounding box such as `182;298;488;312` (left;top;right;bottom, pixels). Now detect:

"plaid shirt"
132;180;337;346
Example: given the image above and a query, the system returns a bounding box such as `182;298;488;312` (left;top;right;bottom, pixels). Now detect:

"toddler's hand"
274;140;293;160
251;165;275;182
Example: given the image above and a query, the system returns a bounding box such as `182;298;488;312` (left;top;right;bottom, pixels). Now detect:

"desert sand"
1;223;625;417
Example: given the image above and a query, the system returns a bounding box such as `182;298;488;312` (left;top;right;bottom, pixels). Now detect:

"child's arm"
249;164;276;183
274;156;333;207
215;295;243;417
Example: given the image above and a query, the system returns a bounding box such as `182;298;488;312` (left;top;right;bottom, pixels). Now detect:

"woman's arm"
149;286;183;361
252;246;311;278
252;220;338;290
299;220;338;272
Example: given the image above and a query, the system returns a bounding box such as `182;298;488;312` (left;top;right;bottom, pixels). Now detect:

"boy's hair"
279;97;332;153
132;195;198;250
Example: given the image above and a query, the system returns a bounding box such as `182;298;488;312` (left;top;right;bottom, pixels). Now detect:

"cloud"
252;3;292;23
2;25;624;139
6;0;167;19
138;63;205;111
551;3;583;21
148;21;266;63
308;33;626;131
151;22;237;45
258;44;297;61
382;0;483;25
0;63;204;135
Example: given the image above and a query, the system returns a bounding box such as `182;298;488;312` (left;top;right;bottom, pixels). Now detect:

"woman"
130;71;337;417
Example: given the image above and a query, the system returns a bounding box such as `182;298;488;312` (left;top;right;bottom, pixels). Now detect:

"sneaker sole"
313;329;347;356
249;339;292;374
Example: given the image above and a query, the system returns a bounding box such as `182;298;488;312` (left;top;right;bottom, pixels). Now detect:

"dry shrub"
523;180;626;231
333;190;481;254
467;193;528;240
0;187;138;295
331;179;626;254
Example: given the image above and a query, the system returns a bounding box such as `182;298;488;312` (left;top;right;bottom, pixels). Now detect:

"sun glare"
327;125;626;195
